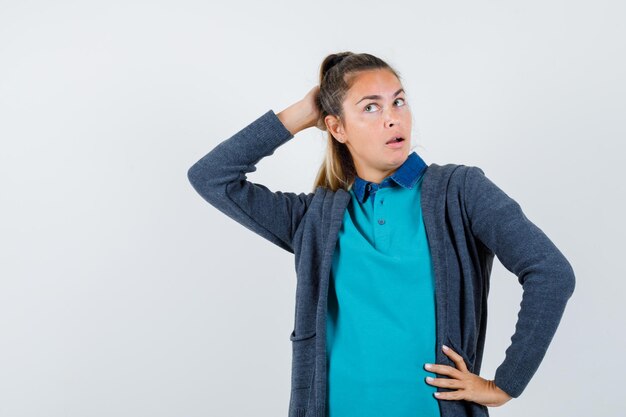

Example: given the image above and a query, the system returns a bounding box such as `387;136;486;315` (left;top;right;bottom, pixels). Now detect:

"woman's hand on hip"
424;345;513;407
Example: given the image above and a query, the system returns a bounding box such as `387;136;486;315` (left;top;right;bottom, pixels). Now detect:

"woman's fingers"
424;362;463;380
442;344;469;372
425;375;465;390
423;345;513;407
425;345;471;400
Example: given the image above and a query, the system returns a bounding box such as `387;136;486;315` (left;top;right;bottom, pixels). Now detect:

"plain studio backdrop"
1;1;624;416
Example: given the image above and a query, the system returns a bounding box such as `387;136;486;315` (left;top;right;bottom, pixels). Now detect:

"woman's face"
325;68;412;184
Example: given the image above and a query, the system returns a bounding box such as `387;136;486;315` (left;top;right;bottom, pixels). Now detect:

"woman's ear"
325;115;345;143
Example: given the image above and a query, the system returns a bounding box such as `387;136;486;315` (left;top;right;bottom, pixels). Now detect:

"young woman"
187;52;575;417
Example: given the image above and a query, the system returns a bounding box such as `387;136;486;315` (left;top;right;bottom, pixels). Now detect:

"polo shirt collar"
352;151;428;204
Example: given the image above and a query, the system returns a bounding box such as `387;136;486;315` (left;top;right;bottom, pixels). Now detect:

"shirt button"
380;198;384;204
378;219;385;225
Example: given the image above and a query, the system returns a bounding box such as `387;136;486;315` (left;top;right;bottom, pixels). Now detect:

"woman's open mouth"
385;136;405;148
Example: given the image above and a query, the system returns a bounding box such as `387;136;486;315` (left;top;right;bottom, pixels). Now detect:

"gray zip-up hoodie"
187;109;576;417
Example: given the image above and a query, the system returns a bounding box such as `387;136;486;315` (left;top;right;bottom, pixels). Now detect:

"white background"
1;1;624;416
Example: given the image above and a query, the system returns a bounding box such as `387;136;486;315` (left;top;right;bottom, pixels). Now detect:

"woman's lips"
385;137;405;148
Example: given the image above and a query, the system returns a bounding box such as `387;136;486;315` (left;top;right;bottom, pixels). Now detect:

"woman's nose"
384;111;400;127
385;117;399;128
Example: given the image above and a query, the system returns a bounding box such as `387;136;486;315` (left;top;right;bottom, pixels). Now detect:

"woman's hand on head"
300;85;325;131
278;85;325;135
424;345;513;408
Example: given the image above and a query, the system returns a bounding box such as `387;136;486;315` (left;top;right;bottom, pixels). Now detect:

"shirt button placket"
376;188;386;226
376;188;390;252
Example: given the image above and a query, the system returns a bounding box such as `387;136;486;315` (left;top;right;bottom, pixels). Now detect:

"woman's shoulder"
311;184;353;206
422;162;482;186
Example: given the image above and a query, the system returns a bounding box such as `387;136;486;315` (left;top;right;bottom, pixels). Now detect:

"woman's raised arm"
187;89;323;254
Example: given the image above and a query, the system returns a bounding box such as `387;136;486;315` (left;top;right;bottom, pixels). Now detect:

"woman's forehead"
346;71;403;102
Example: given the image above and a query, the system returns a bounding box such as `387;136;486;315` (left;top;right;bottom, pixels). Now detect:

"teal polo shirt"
325;151;441;416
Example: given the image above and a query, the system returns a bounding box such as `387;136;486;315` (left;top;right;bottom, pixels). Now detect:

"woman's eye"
364;98;406;112
364;103;378;112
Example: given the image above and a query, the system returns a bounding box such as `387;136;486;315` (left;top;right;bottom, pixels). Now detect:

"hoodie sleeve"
463;165;576;399
187;109;315;254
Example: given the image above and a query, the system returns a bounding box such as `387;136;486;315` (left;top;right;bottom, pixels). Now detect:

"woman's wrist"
277;100;317;136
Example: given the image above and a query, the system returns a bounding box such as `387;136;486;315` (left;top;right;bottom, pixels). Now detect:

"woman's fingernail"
442;345;449;351
426;377;434;382
425;363;432;369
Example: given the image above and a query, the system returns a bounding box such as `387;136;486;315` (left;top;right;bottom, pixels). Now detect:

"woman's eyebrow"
355;88;405;105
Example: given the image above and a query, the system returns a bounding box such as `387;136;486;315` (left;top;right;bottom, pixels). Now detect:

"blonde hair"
312;52;403;193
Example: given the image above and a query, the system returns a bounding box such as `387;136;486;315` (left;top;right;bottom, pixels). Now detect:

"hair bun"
322;52;353;79
328;53;349;67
